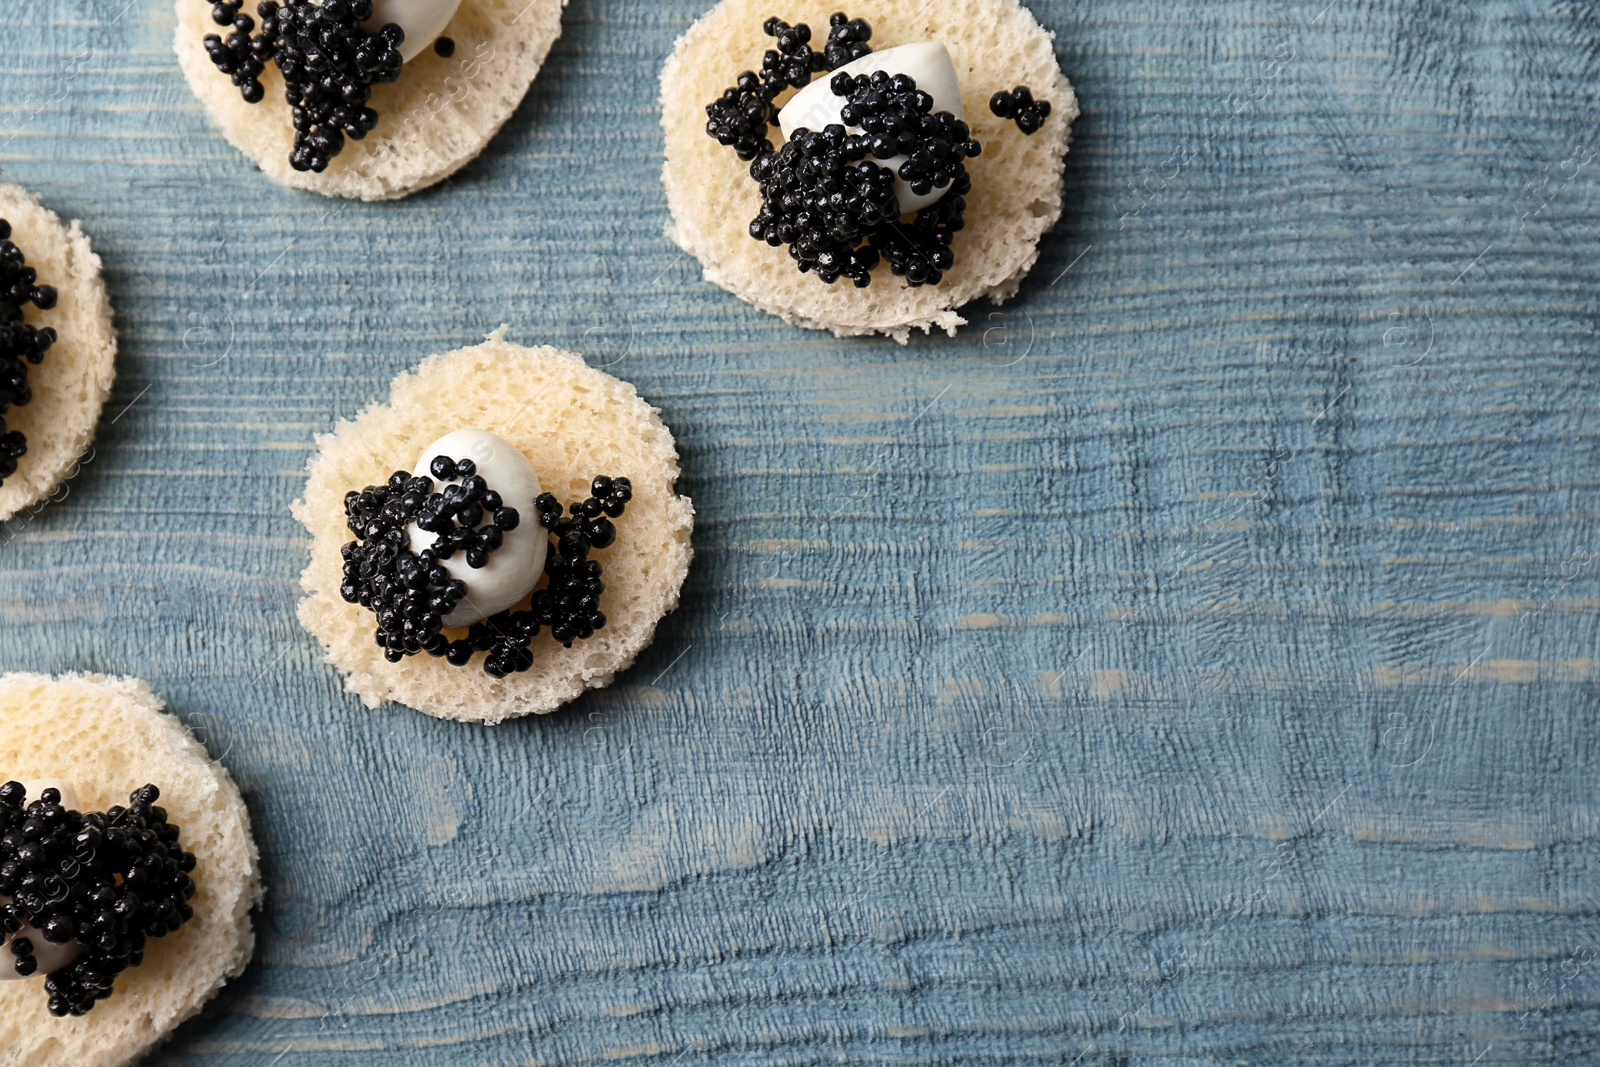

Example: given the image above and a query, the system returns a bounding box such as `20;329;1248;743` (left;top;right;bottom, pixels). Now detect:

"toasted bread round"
660;0;1078;342
174;0;568;200
293;331;696;722
0;186;116;524
0;673;261;1067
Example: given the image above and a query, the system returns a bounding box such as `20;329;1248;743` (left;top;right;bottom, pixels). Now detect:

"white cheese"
364;0;462;63
407;429;548;629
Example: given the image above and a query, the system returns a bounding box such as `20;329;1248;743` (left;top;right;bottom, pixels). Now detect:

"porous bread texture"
173;0;567;200
0;186;116;524
294;331;696;723
660;0;1078;343
0;674;261;1067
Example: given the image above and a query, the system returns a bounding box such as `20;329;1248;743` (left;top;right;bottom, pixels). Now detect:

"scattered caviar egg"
364;0;463;63
780;42;965;214
989;84;1051;134
407;429;547;628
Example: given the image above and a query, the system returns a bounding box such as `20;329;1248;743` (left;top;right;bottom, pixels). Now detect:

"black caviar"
341;459;631;679
433;36;455;58
705;14;873;161
989;85;1051;134
750;71;979;287
0;783;197;1017
202;0;405;172
0;220;56;488
704;14;983;289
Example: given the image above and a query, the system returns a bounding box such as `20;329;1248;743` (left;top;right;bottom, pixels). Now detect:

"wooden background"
2;0;1598;1063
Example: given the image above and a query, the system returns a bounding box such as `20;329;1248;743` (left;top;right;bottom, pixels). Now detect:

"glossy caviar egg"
19;779;74;812
779;42;965;214
407;429;547;629
364;0;462;63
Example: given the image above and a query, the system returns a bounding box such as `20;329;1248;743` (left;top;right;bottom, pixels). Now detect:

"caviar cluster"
843;74;981;198
747;70;980;288
415;454;523;569
341;460;630;679
705;14;875;161
0;220;57;488
989;85;1051;134
530;475;631;649
706;14;984;289
748;124;897;286
342;464;472;659
202;0;406;172
0;783;197;1017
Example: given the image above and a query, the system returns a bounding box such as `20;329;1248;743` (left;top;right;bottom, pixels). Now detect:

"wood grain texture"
2;0;1599;1063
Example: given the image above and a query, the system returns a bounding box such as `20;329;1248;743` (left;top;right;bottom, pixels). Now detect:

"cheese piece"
365;0;463;63
406;428;548;629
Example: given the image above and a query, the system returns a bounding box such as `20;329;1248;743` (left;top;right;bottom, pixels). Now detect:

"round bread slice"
173;0;568;201
0;185;116;525
660;0;1078;342
0;673;261;1067
293;330;696;723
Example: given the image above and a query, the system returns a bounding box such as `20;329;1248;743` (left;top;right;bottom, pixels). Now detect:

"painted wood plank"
2;0;1599;1063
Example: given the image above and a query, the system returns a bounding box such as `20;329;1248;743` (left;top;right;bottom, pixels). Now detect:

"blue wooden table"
2;1;1598;1063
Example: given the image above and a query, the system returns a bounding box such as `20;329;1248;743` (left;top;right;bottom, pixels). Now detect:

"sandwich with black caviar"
0;185;116;525
294;330;696;722
0;673;260;1067
175;0;569;199
661;0;1078;341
